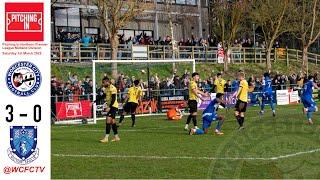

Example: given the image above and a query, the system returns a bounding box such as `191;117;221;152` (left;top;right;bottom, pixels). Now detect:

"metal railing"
51;43;320;65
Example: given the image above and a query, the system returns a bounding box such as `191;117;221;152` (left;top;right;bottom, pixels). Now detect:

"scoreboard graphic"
0;0;50;179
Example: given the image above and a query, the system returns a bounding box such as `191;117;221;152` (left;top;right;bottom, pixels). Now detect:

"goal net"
91;59;196;124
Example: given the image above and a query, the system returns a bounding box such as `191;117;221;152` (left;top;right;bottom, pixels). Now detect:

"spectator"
225;80;232;92
68;72;78;85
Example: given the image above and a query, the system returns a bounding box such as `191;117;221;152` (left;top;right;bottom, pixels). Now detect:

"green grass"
51;105;320;179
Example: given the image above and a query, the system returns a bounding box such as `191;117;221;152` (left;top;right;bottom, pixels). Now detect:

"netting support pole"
192;59;196;73
92;61;97;124
147;63;151;100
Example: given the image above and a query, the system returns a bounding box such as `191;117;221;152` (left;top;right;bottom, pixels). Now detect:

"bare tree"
292;0;320;73
250;0;293;70
211;0;249;72
95;0;150;77
163;0;177;72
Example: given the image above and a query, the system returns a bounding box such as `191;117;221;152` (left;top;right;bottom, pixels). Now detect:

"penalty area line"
52;148;320;161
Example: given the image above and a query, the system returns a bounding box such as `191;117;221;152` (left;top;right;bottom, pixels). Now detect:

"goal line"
53;148;320;161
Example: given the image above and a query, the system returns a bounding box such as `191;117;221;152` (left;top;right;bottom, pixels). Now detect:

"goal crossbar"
92;59;196;124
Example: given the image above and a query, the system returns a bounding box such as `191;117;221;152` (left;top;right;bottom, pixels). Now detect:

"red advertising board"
56;100;92;120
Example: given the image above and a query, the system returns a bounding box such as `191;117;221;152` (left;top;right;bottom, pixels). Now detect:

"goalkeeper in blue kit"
259;72;276;117
189;93;226;135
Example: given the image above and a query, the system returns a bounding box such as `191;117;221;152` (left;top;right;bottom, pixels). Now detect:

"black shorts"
188;100;198;113
235;100;247;113
106;107;118;119
124;102;138;114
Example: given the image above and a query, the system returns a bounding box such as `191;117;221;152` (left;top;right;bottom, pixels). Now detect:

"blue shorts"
262;91;273;101
202;113;217;129
301;96;317;108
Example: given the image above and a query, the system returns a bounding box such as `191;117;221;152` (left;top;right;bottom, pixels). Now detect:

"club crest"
6;61;42;97
8;126;39;165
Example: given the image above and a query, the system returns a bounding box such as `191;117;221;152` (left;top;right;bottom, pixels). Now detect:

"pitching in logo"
5;3;44;41
6;61;42;97
8;126;39;165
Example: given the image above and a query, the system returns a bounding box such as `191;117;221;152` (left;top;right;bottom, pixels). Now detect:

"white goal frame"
92;59;196;124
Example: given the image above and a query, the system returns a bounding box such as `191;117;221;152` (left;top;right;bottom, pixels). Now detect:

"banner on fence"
56;100;92;120
276;90;289;105
224;91;238;108
136;99;158;114
288;89;299;104
160;95;187;112
276;89;300;105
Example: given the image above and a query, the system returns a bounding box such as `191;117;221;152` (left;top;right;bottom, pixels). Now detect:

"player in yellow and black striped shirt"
99;76;120;143
119;80;142;127
185;72;210;130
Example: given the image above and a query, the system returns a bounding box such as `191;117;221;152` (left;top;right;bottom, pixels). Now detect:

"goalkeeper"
189;93;226;135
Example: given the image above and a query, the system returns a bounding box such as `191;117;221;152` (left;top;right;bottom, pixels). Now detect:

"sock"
192;115;197;127
112;124;118;135
131;114;136;127
240;117;244;127
195;128;204;135
119;114;124;123
261;101;265;112
186;115;192;125
106;123;111;135
270;102;275;112
307;112;312;120
236;115;241;126
216;120;224;131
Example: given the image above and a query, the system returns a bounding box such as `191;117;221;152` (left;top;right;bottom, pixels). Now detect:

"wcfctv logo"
5;3;44;41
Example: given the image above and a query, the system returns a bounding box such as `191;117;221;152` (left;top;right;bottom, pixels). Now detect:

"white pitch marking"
52;148;320;161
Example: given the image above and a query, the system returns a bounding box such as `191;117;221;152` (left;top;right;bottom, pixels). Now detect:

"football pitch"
51;104;320;179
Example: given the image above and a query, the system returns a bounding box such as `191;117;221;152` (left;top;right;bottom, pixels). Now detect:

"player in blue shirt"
301;75;319;124
259;72;276;117
189;93;226;135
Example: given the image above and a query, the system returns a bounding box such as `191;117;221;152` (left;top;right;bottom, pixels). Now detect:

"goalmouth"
92;59;196;124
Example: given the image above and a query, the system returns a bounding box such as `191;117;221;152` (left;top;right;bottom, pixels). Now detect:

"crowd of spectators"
50;70;319;103
51;73;94;102
55;28;281;49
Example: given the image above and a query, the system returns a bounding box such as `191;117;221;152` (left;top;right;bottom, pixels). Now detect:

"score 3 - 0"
5;104;42;122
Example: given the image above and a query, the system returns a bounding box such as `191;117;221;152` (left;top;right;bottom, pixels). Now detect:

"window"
186;0;197;5
85;27;99;35
157;0;197;5
176;0;186;4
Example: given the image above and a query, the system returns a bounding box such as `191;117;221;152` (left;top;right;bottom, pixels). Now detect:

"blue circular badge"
6;61;42;97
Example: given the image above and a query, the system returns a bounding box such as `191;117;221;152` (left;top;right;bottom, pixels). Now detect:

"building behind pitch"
51;0;210;42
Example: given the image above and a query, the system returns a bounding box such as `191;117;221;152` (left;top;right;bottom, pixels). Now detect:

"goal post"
92;59;196;124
